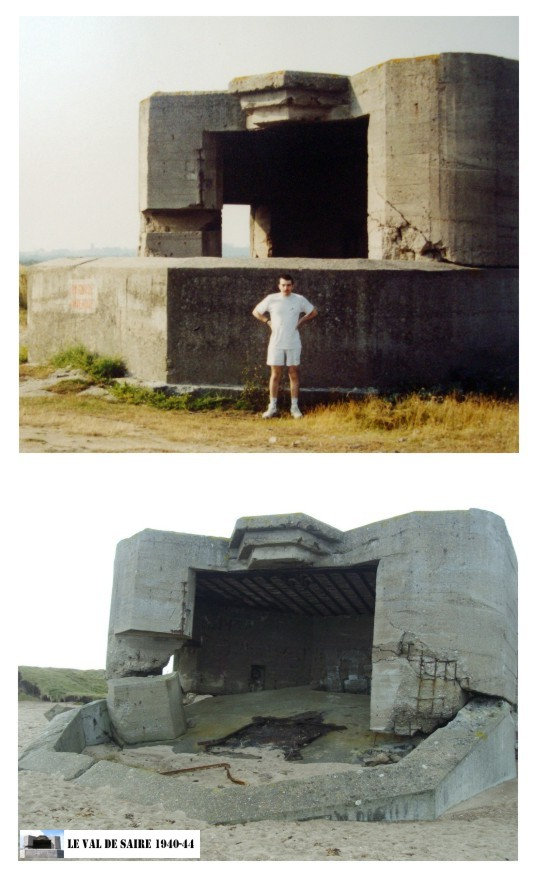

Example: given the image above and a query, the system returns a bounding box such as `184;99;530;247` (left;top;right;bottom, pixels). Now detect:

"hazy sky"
19;15;519;252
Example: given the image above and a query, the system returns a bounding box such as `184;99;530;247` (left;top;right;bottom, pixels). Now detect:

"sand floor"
18;701;518;862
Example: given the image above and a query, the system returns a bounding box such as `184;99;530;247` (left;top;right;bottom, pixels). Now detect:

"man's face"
278;278;293;296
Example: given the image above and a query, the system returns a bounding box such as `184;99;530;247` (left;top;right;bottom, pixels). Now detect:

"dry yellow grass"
19;392;518;453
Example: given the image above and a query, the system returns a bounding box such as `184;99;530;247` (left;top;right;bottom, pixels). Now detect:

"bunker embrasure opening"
214;117;368;258
179;562;378;697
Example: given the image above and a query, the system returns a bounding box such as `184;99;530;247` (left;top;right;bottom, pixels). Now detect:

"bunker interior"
180;561;378;697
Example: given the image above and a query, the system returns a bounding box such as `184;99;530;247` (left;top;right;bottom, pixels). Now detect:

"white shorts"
267;345;301;366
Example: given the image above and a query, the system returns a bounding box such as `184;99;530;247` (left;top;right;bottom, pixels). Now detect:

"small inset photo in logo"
19;830;65;860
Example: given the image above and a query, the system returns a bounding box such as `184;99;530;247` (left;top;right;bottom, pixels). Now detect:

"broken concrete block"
107;673;187;744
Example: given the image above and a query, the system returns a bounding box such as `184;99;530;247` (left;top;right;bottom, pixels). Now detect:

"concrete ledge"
18;748;94;780
70;698;515;824
18;700;111;780
121;381;385;406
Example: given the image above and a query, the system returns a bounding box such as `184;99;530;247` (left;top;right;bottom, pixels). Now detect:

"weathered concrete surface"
71;698;515;823
106;509;517;741
18;749;94;780
229;70;350;128
107;673;186;744
18;700;111;779
107;527;228;678
351;54;517;267
230;512;342;568
27;258;168;380
28;258;517;392
141;54;517;266
336;509;517;733
139;91;243;256
179;599;373;696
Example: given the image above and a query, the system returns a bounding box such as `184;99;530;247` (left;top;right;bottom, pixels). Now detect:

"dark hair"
278;274;294;284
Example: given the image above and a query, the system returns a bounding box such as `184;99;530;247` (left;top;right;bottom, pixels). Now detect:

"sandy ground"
18;701;518;861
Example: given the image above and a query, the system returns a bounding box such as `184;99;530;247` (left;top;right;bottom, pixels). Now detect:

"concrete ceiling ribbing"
194;564;377;617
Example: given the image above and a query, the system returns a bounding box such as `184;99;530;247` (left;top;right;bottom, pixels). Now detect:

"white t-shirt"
254;293;315;348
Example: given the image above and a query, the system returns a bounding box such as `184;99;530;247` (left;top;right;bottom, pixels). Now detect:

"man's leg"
262;365;282;418
269;366;283;400
288;365;302;418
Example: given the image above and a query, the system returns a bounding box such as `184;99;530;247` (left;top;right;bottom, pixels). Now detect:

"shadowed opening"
179;562;378;696
214;117;368;258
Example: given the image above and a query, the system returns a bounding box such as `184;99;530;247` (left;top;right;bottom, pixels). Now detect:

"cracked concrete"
18;694;516;824
18;510;517;824
105;509;516;741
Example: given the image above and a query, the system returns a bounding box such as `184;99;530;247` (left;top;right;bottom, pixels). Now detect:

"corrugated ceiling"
195;564;377;617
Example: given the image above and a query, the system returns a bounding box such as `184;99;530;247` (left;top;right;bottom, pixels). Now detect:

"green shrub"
109;383;234;411
88;356;127;381
19;265;27;308
235;365;268;411
19;345;28;364
50;345;126;381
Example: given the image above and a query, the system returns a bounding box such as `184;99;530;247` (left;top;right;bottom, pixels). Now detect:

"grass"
19;346;518;452
20;362;57;379
45;378;94;394
50;344;127;381
109;382;237;411
18;665;107;703
19;265;27;308
19;392;518;452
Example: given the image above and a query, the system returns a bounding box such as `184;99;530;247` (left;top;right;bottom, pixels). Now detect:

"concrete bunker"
104;509;517;742
27;54;518;393
138;58;517;266
19;509;517;823
21;834;64;860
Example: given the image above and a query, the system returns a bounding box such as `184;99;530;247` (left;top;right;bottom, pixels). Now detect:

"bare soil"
19;370;518;453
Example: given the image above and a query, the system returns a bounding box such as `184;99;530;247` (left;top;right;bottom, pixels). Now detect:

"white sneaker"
290;404;303;419
262;405;278;419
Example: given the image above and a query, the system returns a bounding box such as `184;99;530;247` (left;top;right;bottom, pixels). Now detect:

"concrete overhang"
228;70;351;128
229;512;344;568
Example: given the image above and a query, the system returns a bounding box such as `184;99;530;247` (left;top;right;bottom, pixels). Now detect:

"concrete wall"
436;54;518;267
179;597;374;695
28;258;517;392
311;615;373;692
180;599;313;694
352;53;518;267
27;258;169;380
139;91;243;256
166;261;517;391
335;509;518;733
106;528;228;678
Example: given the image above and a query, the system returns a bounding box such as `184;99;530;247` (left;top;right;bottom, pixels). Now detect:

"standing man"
252;274;318;419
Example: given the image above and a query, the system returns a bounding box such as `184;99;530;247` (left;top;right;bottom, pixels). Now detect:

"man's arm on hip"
297;307;318;328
